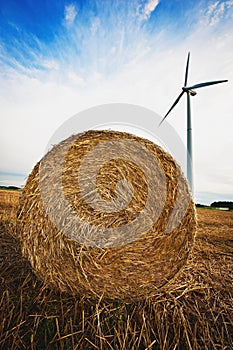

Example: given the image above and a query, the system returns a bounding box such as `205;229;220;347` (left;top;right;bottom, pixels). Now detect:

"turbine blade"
186;80;228;90
184;52;190;86
159;91;184;126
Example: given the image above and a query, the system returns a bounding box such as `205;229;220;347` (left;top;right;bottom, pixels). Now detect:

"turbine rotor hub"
182;87;197;96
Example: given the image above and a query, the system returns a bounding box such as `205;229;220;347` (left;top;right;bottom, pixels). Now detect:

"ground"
0;189;232;350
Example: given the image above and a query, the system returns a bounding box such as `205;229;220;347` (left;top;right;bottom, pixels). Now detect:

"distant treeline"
195;203;208;208
0;185;20;191
211;201;233;210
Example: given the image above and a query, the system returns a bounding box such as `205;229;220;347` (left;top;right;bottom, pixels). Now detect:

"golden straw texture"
17;130;196;300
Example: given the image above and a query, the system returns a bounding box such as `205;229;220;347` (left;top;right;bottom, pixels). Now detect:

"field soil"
0;189;232;350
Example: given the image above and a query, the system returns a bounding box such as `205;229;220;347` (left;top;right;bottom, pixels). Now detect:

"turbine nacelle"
182;87;197;96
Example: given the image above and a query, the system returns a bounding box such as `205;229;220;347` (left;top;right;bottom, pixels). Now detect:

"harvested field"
0;189;20;223
0;190;233;349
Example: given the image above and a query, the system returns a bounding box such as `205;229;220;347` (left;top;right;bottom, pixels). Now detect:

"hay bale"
17;130;196;300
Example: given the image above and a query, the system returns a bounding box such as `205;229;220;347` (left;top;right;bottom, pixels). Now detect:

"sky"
0;0;232;205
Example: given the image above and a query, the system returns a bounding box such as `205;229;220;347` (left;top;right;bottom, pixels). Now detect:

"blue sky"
0;0;233;204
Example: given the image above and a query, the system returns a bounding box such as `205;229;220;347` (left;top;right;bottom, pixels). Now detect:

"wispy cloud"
91;17;101;35
205;0;233;26
64;3;77;27
139;0;160;20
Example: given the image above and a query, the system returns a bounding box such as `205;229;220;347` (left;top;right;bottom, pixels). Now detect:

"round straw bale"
17;130;196;300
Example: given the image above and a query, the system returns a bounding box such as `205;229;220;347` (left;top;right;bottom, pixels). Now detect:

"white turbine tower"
159;52;228;193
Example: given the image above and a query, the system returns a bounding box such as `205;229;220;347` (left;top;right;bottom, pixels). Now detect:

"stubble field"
0;189;232;349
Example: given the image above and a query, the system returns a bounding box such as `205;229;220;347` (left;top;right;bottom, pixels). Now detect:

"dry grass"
0;191;233;349
0;189;20;223
17;130;196;300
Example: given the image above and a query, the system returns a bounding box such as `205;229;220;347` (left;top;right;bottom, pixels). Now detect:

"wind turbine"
159;52;228;193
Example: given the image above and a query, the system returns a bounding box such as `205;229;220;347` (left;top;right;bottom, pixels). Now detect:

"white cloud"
204;0;233;26
140;0;160;20
207;1;220;15
64;3;77;26
208;2;225;26
91;17;101;35
41;59;59;70
67;70;85;85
